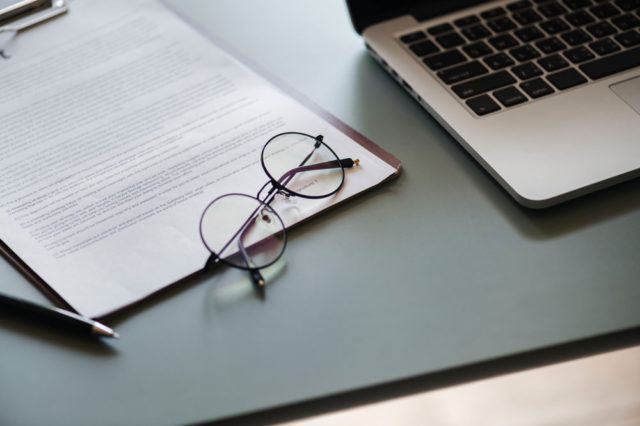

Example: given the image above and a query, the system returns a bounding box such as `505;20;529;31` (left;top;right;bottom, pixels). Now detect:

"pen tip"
92;321;119;339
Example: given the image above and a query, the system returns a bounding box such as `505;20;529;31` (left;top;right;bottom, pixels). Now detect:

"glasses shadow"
203;259;287;314
350;52;640;241
101;257;288;327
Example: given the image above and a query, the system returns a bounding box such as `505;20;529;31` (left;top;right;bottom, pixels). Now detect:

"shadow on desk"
350;53;640;241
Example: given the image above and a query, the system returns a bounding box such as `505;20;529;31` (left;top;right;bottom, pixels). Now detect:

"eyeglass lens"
261;133;345;198
200;193;286;269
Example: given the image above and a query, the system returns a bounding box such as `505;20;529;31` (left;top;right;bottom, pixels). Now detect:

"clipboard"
0;0;401;319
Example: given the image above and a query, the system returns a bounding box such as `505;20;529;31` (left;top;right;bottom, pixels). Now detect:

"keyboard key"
464;41;494;57
546;68;588;89
515;26;546;42
462;24;492;40
436;32;466;48
561;28;593;45
579;45;640;77
484;52;516;69
565;10;597;25
455;15;481;27
512;61;545;79
590;3;621;18
427;23;454;35
409;40;440;56
586;21;618;37
589;37;622;54
614;0;640;11
611;13;640;30
481;7;507;19
536;36;568;53
508;0;534;11
452;70;517;98
520;77;556;97
466;94;501;115
487;17;518;32
437;60;489;84
539;1;569;17
614;29;640;45
563;45;596;62
513;8;544;24
540;18;571;34
400;31;427;44
494;86;529;106
538;53;571;70
510;44;542;60
489;34;520;50
423;49;467;70
563;0;593;10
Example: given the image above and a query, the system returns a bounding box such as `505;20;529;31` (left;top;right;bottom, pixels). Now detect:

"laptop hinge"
346;1;414;34
346;0;488;34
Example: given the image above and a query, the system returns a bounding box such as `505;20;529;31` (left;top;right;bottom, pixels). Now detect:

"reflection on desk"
283;344;640;426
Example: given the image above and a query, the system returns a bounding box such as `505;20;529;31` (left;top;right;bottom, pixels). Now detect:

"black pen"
0;292;119;339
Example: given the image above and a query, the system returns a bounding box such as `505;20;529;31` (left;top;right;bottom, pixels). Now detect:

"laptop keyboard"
398;0;640;116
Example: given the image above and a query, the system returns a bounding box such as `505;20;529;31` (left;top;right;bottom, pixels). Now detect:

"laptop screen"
347;0;489;33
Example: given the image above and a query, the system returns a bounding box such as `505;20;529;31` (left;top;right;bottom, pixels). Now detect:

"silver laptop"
347;0;640;208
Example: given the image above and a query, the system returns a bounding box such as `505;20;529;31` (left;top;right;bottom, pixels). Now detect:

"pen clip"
0;29;16;58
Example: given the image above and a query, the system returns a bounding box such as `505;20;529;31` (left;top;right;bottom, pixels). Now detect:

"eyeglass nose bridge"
255;180;297;203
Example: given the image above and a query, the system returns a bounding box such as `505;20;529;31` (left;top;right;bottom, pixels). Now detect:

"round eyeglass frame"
199;192;288;271
260;131;346;200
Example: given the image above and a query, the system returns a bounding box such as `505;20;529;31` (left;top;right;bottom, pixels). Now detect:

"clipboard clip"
0;0;68;59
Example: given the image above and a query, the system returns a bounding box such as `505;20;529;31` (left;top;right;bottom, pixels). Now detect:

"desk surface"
2;1;640;425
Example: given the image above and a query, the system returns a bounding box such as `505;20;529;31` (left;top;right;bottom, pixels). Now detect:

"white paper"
0;0;397;317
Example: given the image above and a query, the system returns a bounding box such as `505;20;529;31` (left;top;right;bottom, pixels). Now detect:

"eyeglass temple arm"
236;224;266;298
257;158;358;201
210;202;268;297
285;158;358;176
275;158;359;193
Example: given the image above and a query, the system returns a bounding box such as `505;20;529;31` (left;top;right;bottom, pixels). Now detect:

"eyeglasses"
199;132;359;297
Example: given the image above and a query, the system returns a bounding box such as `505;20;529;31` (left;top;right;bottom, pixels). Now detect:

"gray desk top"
1;1;639;425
